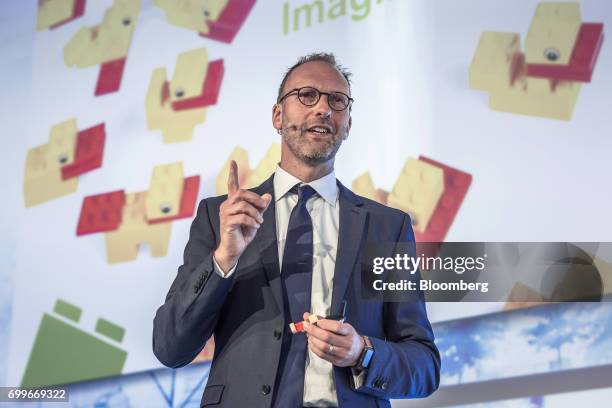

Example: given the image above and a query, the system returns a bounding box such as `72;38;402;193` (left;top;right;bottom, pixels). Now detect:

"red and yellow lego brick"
155;0;256;43
104;191;173;264
289;315;319;334
24;119;105;207
145;48;225;143
469;2;604;120
63;0;140;96
352;156;471;243
76;162;200;264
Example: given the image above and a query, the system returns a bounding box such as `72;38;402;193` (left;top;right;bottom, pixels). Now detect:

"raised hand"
213;160;272;274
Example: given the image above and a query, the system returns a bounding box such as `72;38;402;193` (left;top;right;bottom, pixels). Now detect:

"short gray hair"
276;52;352;102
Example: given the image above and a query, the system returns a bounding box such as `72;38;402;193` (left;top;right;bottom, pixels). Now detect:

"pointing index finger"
227;160;239;197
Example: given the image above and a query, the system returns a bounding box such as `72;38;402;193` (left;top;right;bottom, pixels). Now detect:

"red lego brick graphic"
526;23;604;82
77;190;126;236
61;123;105;180
171;60;225;111
415;156;472;243
199;0;256;43
40;0;86;30
95;58;127;96
148;175;201;224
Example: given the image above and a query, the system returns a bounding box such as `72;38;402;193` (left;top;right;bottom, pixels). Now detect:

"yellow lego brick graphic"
387;158;444;234
105;192;172;264
145;69;167;131
154;0;229;34
64;0;140;68
489;75;581;120
23;119;79;207
246;144;282;189
146;162;184;220
525;3;581;65
36;0;74;31
170;48;209;103
469;32;521;92
216;147;249;194
469;2;603;121
46;118;78;166
216;144;281;195
351;172;388;204
24;146;78;207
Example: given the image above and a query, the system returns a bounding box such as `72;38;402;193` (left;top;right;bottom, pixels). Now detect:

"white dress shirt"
214;165;345;407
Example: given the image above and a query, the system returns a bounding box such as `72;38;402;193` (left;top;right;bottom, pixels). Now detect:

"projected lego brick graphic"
155;0;256;43
469;2;604;120
76;162;200;263
36;0;86;31
146;48;224;144
216;144;281;195
23;119;105;207
21;299;127;388
63;0;141;96
352;156;471;243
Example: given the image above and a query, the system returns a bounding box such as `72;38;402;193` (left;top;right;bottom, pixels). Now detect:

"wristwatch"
354;335;374;370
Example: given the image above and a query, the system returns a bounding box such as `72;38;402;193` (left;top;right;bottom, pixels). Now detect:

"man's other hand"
303;312;365;368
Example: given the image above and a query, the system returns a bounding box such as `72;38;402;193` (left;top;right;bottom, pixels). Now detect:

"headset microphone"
277;125;297;135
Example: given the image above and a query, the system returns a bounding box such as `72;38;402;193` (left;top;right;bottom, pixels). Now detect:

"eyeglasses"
277;87;354;111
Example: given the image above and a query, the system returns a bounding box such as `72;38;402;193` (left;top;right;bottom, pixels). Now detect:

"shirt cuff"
213;255;237;278
350;367;367;388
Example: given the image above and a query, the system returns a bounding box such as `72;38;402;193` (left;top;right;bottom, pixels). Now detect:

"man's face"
273;61;352;166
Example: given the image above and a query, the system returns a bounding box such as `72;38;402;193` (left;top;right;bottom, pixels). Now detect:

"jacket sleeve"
152;198;234;368
351;214;441;399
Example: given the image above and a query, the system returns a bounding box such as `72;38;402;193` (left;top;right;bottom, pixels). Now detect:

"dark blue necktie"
273;184;316;407
282;184;316;321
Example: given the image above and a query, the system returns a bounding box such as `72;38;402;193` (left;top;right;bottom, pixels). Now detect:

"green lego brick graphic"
53;299;82;322
21;299;127;388
95;317;125;342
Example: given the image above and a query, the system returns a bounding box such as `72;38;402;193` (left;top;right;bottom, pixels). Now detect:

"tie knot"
291;184;317;203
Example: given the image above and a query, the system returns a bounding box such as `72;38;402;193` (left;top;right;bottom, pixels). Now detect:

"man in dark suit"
153;53;440;407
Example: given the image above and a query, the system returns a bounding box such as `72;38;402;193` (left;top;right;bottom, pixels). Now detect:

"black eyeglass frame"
277;87;354;111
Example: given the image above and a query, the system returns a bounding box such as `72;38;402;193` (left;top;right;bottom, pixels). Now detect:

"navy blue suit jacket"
153;174;440;407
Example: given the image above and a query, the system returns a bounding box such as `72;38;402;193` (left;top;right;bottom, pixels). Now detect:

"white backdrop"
2;0;611;385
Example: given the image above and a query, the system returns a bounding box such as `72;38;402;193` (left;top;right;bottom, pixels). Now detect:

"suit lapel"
331;181;367;316
252;175;284;314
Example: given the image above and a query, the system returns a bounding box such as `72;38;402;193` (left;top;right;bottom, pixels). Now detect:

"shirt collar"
274;165;338;206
